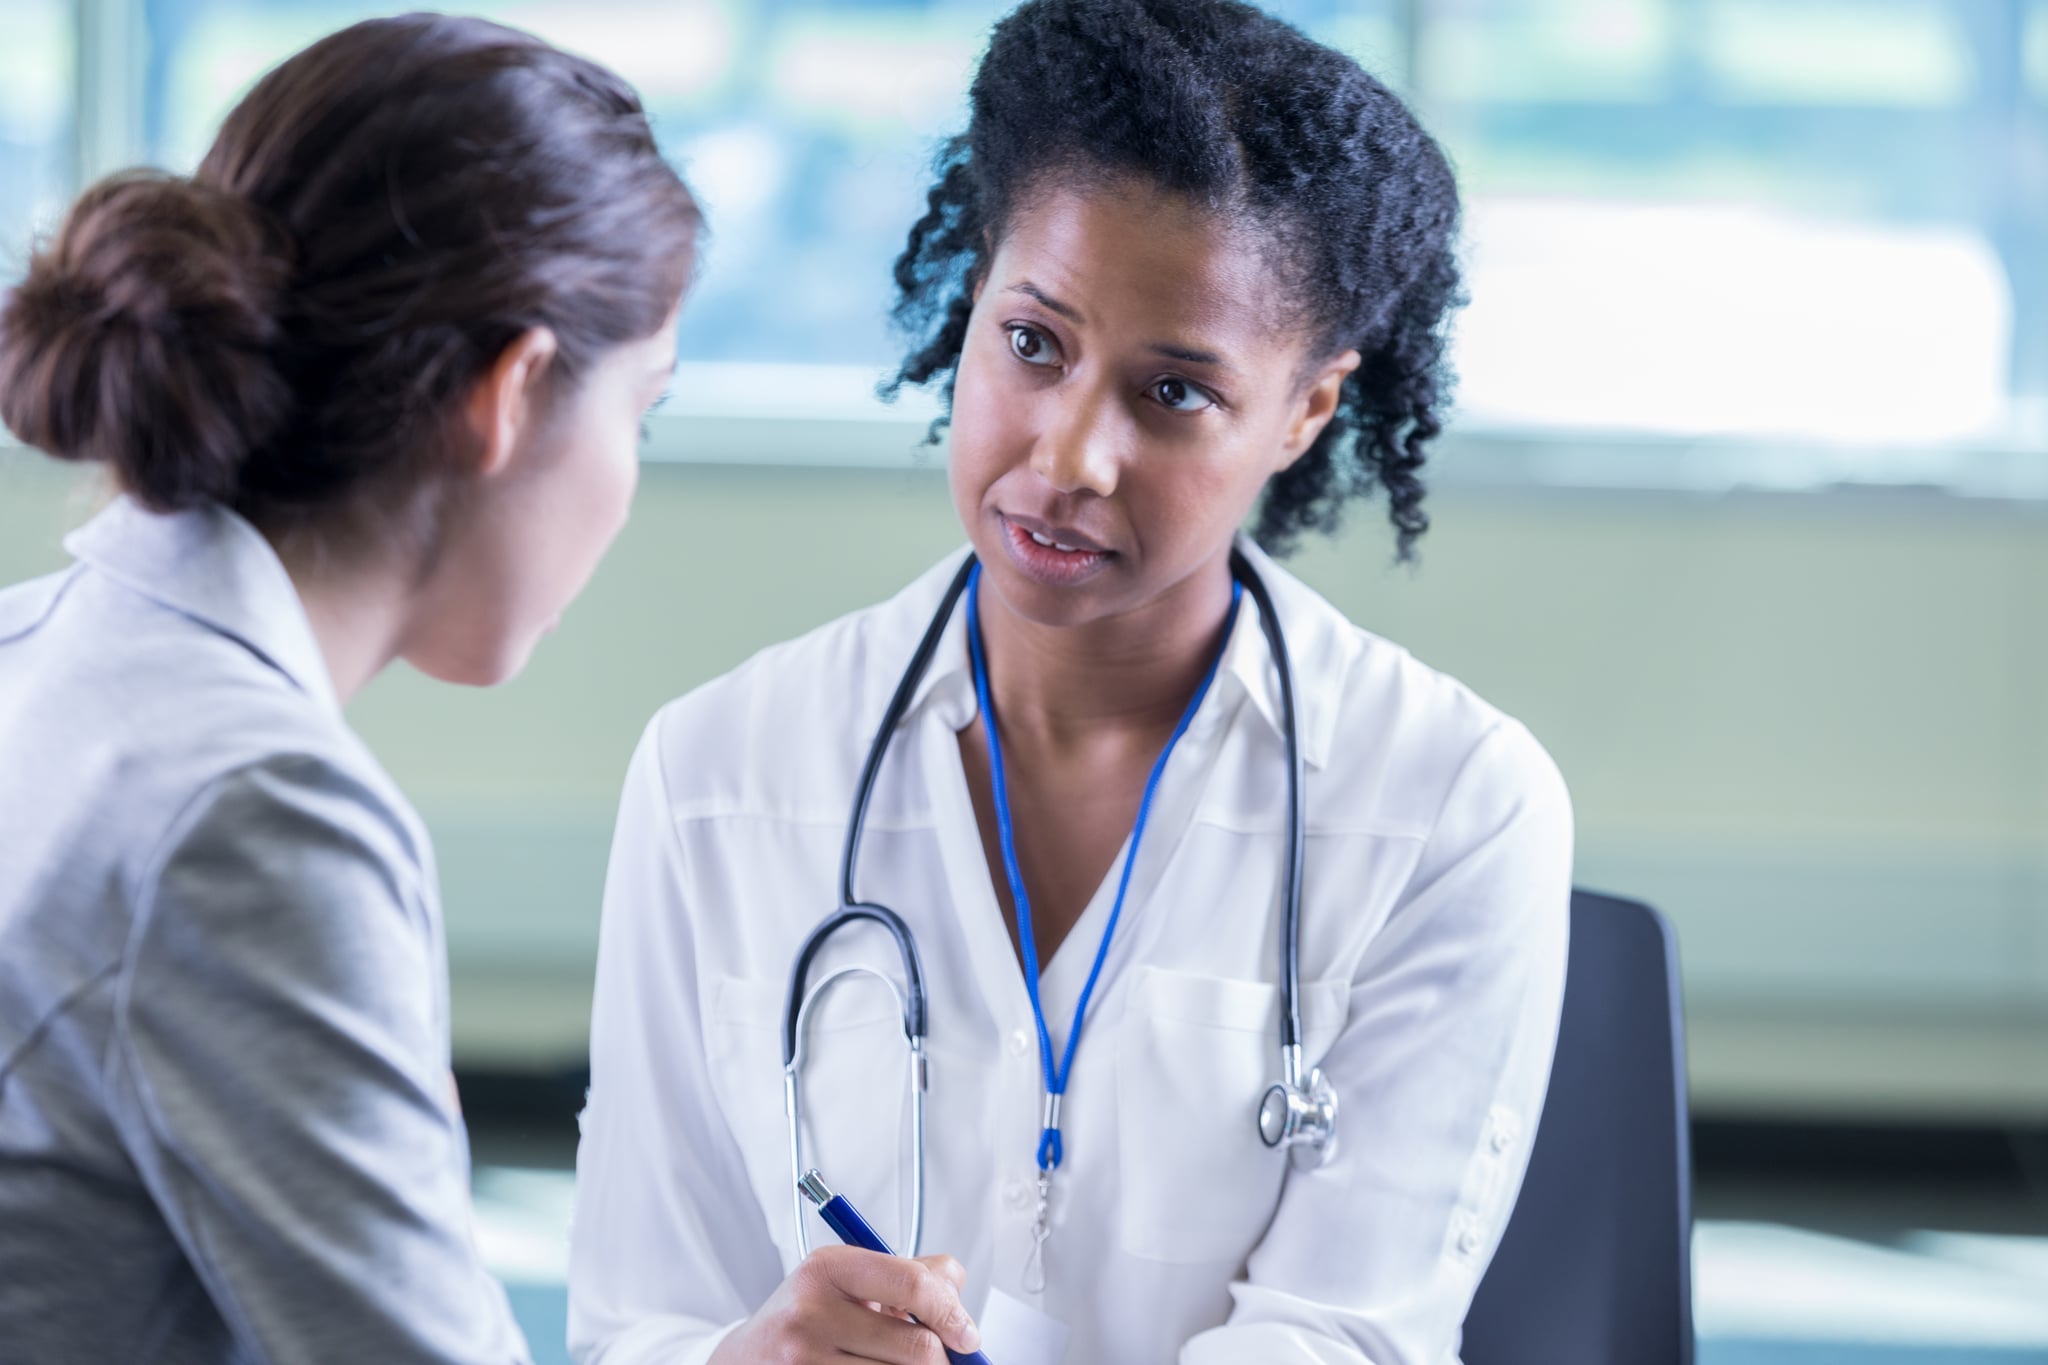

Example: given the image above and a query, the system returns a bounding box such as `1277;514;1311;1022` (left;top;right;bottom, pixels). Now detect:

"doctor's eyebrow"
1007;281;1235;373
1149;341;1230;372
1007;281;1084;324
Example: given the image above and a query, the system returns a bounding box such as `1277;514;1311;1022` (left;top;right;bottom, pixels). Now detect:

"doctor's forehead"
988;177;1297;349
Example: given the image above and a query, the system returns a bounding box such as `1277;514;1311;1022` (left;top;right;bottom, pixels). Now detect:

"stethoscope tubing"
781;556;974;1257
783;960;928;1257
1229;549;1309;1063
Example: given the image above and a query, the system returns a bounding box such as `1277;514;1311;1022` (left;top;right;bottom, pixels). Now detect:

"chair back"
1461;888;1695;1365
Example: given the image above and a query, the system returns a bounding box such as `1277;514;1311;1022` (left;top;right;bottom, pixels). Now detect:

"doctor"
569;1;1570;1362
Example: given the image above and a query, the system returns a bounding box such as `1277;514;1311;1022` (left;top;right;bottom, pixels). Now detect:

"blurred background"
3;1;2047;1361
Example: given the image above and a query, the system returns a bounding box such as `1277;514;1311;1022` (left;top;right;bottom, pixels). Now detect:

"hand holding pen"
704;1170;986;1365
798;1170;995;1364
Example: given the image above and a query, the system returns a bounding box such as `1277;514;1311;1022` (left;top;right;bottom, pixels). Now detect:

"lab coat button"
1490;1128;1512;1154
1004;1179;1030;1209
1457;1226;1482;1256
1007;1029;1029;1057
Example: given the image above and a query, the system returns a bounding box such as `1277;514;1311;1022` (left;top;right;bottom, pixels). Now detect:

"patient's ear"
461;327;559;479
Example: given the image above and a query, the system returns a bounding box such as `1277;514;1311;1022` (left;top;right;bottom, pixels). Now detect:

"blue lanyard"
965;562;1244;1173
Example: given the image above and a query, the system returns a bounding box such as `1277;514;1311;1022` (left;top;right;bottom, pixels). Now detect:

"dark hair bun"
0;170;294;511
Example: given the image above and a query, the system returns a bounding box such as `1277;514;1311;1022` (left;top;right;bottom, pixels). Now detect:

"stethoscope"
781;546;1337;1259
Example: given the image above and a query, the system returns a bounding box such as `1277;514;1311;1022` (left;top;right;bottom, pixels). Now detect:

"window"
131;0;1394;417
1421;0;2043;447
0;1;72;274
16;0;2047;462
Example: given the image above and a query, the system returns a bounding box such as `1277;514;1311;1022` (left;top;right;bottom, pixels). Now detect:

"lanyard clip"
1036;1092;1065;1171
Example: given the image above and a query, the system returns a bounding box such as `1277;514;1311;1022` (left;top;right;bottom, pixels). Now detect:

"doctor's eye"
1151;377;1215;413
1007;323;1059;367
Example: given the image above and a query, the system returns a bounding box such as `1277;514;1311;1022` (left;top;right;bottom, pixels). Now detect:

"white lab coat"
568;542;1571;1365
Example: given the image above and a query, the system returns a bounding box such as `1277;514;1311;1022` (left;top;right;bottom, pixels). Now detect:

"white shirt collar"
884;538;1354;770
64;496;341;716
1214;537;1355;771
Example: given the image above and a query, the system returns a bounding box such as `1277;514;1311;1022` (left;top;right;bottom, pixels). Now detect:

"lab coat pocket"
704;974;914;1270
1114;966;1348;1265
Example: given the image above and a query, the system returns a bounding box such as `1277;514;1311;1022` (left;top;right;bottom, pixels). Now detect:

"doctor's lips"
998;511;1116;586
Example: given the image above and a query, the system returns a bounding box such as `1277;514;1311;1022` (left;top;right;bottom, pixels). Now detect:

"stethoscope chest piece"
1258;1048;1339;1169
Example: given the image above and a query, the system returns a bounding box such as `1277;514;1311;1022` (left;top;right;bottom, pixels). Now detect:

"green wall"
7;446;2046;1119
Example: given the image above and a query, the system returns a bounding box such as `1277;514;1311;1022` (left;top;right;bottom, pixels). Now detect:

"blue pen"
797;1169;995;1365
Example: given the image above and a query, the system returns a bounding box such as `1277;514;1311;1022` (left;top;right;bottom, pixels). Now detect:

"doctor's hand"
710;1247;980;1364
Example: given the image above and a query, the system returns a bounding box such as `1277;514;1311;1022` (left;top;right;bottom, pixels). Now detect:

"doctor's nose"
1030;387;1124;498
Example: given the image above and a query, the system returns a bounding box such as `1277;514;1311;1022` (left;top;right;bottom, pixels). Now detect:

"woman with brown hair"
0;15;699;1361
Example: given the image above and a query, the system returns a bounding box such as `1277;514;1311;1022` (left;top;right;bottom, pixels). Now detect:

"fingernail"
954;1312;981;1352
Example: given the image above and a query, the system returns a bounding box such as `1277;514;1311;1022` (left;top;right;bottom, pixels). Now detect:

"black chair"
1462;888;1695;1365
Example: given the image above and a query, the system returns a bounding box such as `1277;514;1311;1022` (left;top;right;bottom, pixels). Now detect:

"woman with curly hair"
570;2;1570;1362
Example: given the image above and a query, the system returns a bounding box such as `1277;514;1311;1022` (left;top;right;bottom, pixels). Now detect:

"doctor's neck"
974;549;1238;750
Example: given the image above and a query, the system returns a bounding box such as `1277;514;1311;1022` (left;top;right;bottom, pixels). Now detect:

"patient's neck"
268;530;416;706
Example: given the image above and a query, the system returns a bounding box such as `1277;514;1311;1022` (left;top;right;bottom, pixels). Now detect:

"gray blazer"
0;497;529;1363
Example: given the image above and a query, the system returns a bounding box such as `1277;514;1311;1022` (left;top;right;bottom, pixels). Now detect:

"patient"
0;15;697;1361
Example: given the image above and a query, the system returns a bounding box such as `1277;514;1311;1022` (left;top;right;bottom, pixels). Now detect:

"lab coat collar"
889;546;979;733
65;496;342;716
1216;537;1352;772
889;539;1349;770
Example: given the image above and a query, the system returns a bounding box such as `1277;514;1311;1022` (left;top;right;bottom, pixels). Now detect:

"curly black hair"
885;0;1462;559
